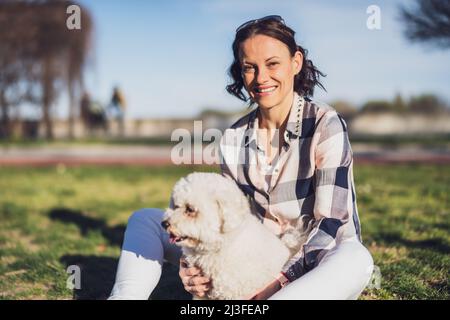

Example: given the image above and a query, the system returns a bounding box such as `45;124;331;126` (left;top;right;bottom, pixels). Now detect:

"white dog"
162;172;311;300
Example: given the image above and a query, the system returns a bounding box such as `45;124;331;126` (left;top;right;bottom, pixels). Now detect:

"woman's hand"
248;273;288;300
179;256;211;298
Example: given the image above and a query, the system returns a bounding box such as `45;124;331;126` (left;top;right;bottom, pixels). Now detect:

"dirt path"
1;145;449;166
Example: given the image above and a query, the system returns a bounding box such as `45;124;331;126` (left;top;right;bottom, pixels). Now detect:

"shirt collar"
285;92;304;138
244;92;304;147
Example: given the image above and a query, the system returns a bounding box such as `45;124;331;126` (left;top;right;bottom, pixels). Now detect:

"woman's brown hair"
226;17;326;104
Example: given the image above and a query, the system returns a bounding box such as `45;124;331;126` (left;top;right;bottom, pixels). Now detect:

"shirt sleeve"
282;111;354;282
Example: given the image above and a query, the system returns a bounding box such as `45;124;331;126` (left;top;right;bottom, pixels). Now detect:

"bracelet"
277;272;290;288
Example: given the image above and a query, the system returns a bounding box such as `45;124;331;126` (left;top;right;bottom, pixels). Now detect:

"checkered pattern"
219;92;362;282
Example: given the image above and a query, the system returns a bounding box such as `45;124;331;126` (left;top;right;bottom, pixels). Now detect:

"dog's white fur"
163;172;310;300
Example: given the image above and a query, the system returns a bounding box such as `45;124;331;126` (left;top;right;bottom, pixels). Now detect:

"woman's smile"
239;34;302;112
253;85;278;97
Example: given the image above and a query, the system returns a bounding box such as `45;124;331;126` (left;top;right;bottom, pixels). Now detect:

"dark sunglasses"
235;15;285;33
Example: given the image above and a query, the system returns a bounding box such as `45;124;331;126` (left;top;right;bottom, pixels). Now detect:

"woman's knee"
339;239;373;266
341;240;374;295
125;208;182;265
122;208;167;259
124;208;166;245
358;244;374;285
128;208;165;227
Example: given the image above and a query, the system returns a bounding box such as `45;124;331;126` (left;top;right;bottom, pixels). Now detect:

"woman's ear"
293;50;303;75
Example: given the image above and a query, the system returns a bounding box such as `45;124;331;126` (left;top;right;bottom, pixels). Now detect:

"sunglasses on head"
235;15;285;33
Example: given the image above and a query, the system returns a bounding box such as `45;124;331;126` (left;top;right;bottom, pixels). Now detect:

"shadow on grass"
60;255;117;300
49;208;126;247
372;233;450;255
150;263;192;300
52;208;191;300
433;222;450;233
60;255;192;300
60;256;190;300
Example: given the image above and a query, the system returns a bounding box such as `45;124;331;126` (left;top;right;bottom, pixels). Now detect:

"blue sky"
58;0;450;119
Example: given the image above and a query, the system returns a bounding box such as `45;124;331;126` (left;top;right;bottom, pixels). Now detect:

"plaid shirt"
219;92;362;282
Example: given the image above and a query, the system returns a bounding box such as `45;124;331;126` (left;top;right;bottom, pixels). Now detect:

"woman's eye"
243;65;254;72
268;62;279;67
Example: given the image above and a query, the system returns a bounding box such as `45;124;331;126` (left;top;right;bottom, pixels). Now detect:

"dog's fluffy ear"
215;196;245;234
216;200;226;234
168;191;175;209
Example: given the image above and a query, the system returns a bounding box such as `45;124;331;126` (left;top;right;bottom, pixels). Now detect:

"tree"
408;94;450;114
65;5;93;139
400;0;450;49
393;93;407;112
329;100;357;119
0;0;93;140
360;100;394;114
0;5;37;138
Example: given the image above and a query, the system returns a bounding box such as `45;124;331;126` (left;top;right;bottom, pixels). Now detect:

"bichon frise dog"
161;172;311;300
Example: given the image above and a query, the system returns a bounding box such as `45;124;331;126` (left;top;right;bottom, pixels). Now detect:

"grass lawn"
1;134;449;148
0;164;448;300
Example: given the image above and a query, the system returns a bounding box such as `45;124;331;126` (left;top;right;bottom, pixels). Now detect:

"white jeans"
109;208;374;300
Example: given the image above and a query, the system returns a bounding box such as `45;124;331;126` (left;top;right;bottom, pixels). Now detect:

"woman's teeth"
256;86;276;93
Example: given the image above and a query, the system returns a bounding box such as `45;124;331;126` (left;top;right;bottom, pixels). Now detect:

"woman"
109;15;374;300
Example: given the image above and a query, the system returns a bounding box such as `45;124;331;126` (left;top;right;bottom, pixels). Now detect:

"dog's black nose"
161;220;170;230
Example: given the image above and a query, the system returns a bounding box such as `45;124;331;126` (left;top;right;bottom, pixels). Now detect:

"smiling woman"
109;15;374;301
224;17;327;165
226;15;325;106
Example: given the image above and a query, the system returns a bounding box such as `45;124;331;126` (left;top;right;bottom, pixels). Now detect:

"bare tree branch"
0;0;93;139
400;0;450;49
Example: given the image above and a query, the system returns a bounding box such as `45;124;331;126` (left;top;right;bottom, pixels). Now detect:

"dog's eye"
184;205;197;216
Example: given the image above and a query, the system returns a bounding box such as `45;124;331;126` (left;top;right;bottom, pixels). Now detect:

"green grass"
350;133;450;148
1;133;449;148
0;136;178;147
0;164;448;300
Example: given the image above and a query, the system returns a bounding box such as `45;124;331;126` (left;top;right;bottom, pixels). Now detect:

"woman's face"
239;34;302;110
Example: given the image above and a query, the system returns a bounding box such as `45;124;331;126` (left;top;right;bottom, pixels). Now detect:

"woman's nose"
256;67;270;84
161;220;170;230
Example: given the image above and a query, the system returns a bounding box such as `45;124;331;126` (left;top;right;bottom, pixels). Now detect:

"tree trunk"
0;90;11;139
42;56;54;140
68;82;75;140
